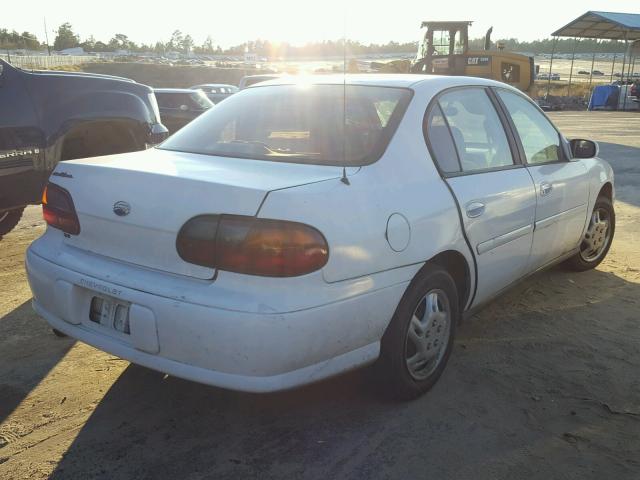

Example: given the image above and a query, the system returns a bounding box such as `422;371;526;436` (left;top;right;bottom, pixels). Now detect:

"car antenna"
341;15;350;186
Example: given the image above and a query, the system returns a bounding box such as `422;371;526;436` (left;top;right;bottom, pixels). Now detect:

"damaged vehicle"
26;75;614;399
0;59;168;236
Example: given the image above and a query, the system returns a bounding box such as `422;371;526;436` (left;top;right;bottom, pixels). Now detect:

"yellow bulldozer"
378;21;535;92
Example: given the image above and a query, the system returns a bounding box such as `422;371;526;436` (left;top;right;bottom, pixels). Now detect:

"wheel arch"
406;249;472;318
598;181;613;202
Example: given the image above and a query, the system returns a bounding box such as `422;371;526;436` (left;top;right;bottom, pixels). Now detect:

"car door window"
438;88;514;172
496;89;561;165
424;104;460;173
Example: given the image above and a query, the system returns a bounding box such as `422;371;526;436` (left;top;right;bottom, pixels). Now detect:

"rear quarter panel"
258;87;474;298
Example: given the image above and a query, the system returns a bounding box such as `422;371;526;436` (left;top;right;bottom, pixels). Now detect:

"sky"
3;0;638;47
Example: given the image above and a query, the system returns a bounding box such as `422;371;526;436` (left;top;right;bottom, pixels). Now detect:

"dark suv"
0;60;168;236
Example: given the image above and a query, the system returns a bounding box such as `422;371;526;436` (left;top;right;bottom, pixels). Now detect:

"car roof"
251;74;512;90
241;74;281;80
154;88;199;94
191;84;237;88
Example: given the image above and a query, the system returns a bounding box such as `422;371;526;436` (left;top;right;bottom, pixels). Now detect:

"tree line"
468;37;627;54
0;22;629;56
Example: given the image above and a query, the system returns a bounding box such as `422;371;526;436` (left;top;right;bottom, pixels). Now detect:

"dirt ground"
1;112;639;480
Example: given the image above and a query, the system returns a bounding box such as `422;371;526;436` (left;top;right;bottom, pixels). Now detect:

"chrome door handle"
465;201;486;218
540;182;553;196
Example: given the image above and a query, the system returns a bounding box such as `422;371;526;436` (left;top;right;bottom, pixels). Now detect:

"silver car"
26;75;614;399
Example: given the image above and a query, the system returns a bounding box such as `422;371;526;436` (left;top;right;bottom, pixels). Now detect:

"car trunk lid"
52;148;344;279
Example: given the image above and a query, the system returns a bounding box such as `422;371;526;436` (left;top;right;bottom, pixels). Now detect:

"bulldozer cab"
413;21;472;75
410;20;535;92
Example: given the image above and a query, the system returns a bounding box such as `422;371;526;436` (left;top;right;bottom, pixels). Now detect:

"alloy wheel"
580;207;611;262
404;289;451;380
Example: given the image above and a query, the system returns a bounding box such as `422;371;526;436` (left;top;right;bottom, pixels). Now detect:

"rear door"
494;89;589;271
425;87;537;306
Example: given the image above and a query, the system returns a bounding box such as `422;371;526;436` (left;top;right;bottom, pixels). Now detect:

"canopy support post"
567;37;578;97
626;43;637;111
622;34;629;111
610;41;618;83
587;40;599;92
546;37;558;97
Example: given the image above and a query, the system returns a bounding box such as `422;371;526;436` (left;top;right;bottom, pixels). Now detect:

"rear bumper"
26;248;405;392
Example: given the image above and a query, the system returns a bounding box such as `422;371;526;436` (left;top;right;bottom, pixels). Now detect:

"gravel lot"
1;111;639;479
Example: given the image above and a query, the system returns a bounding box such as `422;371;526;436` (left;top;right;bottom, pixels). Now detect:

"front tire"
0;207;25;237
376;266;459;400
565;196;615;271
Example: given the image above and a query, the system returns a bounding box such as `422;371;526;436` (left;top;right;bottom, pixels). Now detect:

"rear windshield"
244;77;277;87
158;84;412;166
156;92;212;110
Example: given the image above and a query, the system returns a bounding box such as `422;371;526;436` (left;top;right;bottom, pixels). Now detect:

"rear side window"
159;84;412;166
438;88;514;173
156;93;187;109
424;105;460;173
496;89;560;165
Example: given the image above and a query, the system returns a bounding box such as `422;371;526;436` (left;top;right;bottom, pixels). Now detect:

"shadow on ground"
0;301;75;423
48;267;640;480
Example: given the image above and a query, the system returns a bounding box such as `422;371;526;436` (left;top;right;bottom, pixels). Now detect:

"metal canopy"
552;11;640;40
419;21;473;29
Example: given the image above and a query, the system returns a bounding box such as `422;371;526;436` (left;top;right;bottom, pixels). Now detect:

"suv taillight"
42;183;80;235
176;215;329;277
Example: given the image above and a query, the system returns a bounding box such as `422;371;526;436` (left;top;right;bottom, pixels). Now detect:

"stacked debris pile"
537;95;588;111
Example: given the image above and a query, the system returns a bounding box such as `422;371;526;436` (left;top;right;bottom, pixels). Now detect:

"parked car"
26;75;614;399
190;84;238;103
577;70;590;75
0;59;168;237
154;88;214;134
536;73;559;81
592;70;605;76
238;74;282;89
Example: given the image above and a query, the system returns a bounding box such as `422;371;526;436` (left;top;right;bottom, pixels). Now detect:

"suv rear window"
156;92;212;110
159;84;412;166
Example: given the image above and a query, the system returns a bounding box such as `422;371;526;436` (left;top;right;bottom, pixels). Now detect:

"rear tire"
52;329;68;338
376;266;459;400
0;208;25;237
565;196;615;271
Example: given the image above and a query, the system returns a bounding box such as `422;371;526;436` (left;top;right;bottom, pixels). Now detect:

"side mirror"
179;104;189;111
570;139;598;159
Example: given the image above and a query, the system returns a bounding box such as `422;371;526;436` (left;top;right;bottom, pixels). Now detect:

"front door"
425;87;537;306
494;89;590;270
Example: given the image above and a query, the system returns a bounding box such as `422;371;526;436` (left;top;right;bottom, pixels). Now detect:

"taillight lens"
42;183;80;235
176;215;329;277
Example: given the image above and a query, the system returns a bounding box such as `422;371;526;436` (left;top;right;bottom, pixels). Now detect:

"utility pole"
43;17;51;55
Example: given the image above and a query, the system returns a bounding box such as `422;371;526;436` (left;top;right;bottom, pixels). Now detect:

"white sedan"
26;75;614;399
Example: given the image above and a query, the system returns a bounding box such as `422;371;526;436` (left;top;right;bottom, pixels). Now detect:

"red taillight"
42;183;80;235
176;215;329;277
